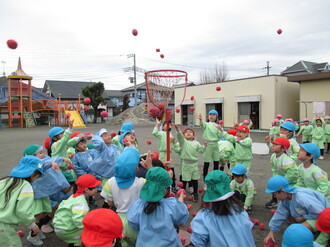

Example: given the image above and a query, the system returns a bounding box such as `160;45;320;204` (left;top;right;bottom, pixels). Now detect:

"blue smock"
269;187;330;232
89;135;121;178
72;149;101;179
32;156;70;199
191;206;255;247
127;198;189;247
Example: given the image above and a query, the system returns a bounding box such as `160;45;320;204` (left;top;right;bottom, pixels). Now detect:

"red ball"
177;181;183;187
156;48;160;52
177;189;186;197
198;188;204;193
187;226;192;233
259;223;265;230
110;131;117;137
190;96;195;100
186;204;192;210
44;137;51;150
67;164;74;170
146;140;152;145
84;132;91;136
277;29;282;35
83;105;88;111
189;106;195;112
17;230;24;237
218;120;224;124
175;108;180;113
132;29;138;36
192;212;197;217
7;39;18;49
187;196;193;201
180;237;186;245
160;54;164;59
65;113;71;119
271;209;276;215
216;86;221;91
100;111;108;118
83;98;91;104
253;219;260;225
249;217;253;222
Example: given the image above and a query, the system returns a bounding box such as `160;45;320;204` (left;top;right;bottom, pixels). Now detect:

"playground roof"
44;80;110;99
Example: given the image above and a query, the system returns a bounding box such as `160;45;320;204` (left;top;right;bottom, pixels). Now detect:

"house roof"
104;89;123;98
281;60;329;76
287;71;330;82
121;82;146;92
44;80;109;99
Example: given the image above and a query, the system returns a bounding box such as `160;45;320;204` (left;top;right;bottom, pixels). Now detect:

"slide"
64;110;86;128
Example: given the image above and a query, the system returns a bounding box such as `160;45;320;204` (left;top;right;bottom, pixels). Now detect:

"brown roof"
287;71;330;82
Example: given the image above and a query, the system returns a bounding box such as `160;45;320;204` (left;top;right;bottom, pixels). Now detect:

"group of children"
1;110;330;247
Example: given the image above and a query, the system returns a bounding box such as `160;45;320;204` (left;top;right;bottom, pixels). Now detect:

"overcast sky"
1;0;329;90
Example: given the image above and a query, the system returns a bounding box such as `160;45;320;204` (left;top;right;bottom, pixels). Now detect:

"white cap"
99;128;108;136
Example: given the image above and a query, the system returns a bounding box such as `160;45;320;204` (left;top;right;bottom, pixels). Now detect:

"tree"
82;82;107;123
200;63;229;84
122;94;130;111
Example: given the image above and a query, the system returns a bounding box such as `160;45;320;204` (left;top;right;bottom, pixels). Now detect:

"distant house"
281;60;330;76
104;89;124;107
42;80;116;117
121;82;147;107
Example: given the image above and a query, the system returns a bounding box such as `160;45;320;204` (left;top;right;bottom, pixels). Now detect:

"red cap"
227;128;237;136
316;208;330;233
71;132;82;138
182;127;195;136
152;152;160;160
236;125;250;133
272;137;290;150
73;174;101;198
44;137;51;150
82;208;123;247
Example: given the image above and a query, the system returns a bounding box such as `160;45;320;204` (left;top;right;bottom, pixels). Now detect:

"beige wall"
298;79;330;119
175;76;299;130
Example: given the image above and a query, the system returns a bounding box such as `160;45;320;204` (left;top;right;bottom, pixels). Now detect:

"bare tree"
200;63;229;84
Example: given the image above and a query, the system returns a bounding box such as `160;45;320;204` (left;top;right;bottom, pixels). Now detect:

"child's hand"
263;231;275;244
294;216;305;223
62;158;72;165
51;162;61;171
31;225;40;235
195;113;202;121
84;133;93;140
155;118;161;127
172;123;179;131
265;135;271;144
178;190;186;203
68;119;74;129
233;122;239;128
163;160;172;170
215;124;223;132
167;169;173;179
143;150;152;170
203;141;208;147
170;137;176;143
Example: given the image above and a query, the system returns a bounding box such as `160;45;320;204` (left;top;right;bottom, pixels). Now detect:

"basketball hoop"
145;69;188;162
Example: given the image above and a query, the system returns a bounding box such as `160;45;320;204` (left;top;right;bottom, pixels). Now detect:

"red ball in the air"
110;131;117;137
146;140;152;145
175;108;180;113
83;105;88;111
83;98;91;104
100;111;108;118
132;29;138;36
277;29;282;35
7;39;18;49
216;86;221;91
156;48;160;52
160;54;164;59
65;113;71;119
189;106;195;112
190;96;195;100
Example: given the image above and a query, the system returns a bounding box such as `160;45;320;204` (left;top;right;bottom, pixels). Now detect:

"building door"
182;105;194;126
206;103;223;120
238;102;259;129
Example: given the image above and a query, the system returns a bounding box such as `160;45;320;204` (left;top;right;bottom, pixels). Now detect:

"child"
173;124;206;201
263;175;330;246
48;119;77;183
266;121;300;162
152;118;176;189
311;116;325;160
295;143;330;201
81;208;124;247
190;170;255;247
296;118;313;143
119;131;138;150
23;144;70;245
324;116;330;153
89;128;121;188
276;114;284;124
222;124;253;175
282;224;323;247
265;137;299;209
53;174;101;247
269;119;281;141
0;156;44;247
101;147;146;247
230;164;257;214
195;110;223;179
240;119;253;129
224;129;237;173
126;167;188;247
112;121;135;150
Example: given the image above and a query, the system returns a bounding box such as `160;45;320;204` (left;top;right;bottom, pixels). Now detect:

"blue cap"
120;122;134;133
232;164;247;175
114;148;140;189
265;175;296;193
9;155;44;178
280;122;296;132
282;224;313;247
208;110;218;116
299;143;320;164
119;131;133;145
48;127;64;138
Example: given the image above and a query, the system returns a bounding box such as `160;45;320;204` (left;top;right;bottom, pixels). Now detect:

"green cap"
87;143;95;149
23;144;43;156
140;167;172;202
203;170;234;202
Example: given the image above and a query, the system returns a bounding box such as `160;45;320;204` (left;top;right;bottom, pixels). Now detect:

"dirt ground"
0;123;329;247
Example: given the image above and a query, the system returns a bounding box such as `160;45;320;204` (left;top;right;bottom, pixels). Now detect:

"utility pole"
263;61;271;76
127;54;137;107
1;61;6;76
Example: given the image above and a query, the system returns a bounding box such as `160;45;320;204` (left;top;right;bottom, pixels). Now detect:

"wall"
175;76;299;129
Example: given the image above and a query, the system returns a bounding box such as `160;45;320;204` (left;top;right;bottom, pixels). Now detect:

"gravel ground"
0;123;329;247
